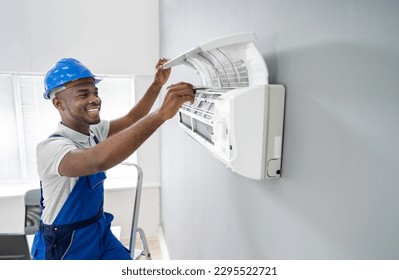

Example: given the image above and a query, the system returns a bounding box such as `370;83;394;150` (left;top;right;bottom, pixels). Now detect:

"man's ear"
52;97;65;111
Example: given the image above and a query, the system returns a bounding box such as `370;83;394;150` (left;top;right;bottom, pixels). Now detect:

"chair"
0;233;31;260
24;188;41;235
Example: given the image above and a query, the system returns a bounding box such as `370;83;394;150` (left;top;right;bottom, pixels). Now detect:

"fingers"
158;82;196;121
167;82;195;90
155;64;163;75
166;83;195;104
155;58;168;69
168;85;195;103
155;58;171;83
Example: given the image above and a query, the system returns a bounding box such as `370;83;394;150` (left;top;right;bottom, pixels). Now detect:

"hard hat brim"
44;76;103;100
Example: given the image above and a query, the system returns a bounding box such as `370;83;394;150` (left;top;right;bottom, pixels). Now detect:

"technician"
31;58;194;260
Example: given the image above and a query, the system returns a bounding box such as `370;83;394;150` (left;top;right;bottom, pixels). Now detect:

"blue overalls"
31;134;132;260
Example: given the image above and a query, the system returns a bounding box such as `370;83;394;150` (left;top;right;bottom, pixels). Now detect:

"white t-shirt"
36;120;110;224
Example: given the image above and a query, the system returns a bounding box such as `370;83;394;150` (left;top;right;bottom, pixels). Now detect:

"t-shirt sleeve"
36;137;77;179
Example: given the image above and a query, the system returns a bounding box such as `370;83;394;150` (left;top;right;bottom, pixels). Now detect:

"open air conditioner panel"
164;33;285;180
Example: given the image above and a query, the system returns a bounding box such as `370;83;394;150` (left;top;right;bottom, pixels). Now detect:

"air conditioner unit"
164;32;285;180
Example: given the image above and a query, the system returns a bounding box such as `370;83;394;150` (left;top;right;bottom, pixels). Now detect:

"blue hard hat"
43;58;102;99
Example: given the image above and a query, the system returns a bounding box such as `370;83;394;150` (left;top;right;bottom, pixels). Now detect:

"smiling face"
52;79;102;135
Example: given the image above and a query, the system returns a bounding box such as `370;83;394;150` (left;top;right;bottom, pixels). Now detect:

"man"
31;58;194;259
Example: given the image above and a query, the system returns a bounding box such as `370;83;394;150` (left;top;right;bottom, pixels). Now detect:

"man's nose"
89;94;100;104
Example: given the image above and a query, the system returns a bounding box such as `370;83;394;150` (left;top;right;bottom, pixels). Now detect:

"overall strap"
38;133;63;212
49;132;99;144
49;133;62;138
89;129;100;144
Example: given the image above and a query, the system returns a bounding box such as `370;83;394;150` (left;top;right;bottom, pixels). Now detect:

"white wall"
0;0;161;240
1;0;159;75
160;0;399;259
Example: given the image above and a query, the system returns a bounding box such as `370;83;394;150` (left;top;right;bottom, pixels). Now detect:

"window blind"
0;73;136;189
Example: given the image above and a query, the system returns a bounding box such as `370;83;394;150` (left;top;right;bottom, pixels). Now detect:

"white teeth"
87;108;99;112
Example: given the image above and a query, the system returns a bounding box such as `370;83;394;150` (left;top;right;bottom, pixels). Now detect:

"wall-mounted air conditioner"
164;32;285;180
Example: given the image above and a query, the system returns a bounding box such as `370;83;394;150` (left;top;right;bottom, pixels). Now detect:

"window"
0;73;136;194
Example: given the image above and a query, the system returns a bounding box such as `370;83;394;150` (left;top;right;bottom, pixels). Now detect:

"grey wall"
159;0;399;259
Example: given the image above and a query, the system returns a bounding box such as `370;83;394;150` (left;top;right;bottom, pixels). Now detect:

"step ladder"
120;162;151;260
